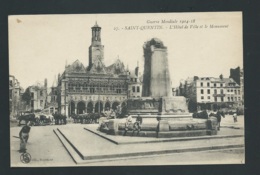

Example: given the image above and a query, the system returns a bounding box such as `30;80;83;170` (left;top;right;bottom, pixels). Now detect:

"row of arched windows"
68;83;127;94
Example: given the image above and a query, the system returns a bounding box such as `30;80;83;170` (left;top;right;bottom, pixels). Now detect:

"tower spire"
88;22;104;70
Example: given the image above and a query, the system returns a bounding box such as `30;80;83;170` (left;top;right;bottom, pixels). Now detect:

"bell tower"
88;22;104;70
91;21;101;45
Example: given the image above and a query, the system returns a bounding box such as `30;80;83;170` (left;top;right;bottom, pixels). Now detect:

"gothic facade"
57;23;129;116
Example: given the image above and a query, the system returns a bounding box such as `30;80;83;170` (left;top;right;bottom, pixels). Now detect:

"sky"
9;12;243;89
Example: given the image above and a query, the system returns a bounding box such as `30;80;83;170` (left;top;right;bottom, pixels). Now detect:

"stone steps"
54;126;244;164
53;129;85;164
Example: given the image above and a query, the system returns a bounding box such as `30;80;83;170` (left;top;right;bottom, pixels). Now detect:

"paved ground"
10;115;244;167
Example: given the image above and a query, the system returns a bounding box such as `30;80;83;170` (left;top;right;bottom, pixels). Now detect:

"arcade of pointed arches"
68;100;127;116
67;81;127;95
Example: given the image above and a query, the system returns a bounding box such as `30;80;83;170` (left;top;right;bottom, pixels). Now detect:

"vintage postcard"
9;12;244;167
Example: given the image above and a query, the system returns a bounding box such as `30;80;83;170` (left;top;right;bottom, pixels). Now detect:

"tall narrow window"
207;89;210;94
132;86;135;92
137;86;140;92
200;82;203;87
201;89;204;94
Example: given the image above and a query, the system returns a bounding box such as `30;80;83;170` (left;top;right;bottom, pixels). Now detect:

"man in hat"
233;112;238;123
18;121;32;153
133;114;143;135
124;114;133;136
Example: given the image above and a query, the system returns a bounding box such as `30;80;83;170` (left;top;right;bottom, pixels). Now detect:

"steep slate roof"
88;57;107;74
65;60;86;73
105;59;126;75
223;78;240;87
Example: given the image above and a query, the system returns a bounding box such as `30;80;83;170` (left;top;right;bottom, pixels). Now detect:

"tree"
22;87;31;105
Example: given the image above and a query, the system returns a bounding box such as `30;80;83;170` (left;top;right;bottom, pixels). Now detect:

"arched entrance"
77;101;85;114
87;102;93;113
69;101;75;115
121;102;127;115
105;102;110;111
112;101;119;111
95;101;103;113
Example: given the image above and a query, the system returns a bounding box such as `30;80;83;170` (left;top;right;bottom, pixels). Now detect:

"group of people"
195;109;239;130
124;114;143;136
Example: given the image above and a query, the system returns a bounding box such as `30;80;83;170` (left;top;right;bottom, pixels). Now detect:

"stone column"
85;102;88;113
61;79;68;115
65;104;68;117
102;102;105;112
92;102;95;113
75;102;78;114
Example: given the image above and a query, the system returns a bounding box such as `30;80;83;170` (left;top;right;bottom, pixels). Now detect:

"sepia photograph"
9;12;244;167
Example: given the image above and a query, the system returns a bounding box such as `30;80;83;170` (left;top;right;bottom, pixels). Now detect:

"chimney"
135;61;139;76
44;78;47;88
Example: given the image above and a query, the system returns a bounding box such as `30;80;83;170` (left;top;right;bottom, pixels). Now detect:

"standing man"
133;114;143;135
216;110;224;130
124;114;133;136
19;121;32;153
233;112;238;123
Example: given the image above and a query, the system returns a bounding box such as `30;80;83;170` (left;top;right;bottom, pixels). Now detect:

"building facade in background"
179;75;242;112
57;23;131;116
229;67;244;106
45;86;59;114
128;63;142;98
9;75;24;118
27;79;48;111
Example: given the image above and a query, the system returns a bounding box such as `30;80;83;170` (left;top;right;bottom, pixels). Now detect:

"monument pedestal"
100;117;218;138
127;96;191;119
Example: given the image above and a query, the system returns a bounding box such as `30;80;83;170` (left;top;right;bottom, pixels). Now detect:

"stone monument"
127;38;190;118
99;38;218;137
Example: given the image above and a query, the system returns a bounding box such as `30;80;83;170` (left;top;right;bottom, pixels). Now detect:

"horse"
17;113;36;126
71;113;81;123
88;113;100;124
77;113;91;124
53;113;67;125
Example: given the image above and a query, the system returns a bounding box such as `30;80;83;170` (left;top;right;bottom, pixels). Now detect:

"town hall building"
57;22;131;116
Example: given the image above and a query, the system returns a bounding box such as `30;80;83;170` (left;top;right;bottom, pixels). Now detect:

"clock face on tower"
94;49;101;59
